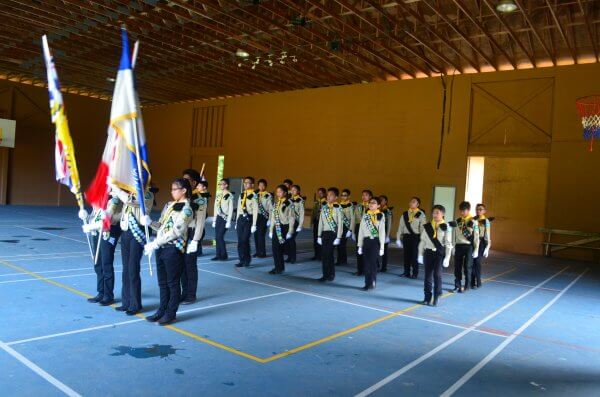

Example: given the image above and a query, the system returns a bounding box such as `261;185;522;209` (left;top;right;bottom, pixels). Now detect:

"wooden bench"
539;228;600;256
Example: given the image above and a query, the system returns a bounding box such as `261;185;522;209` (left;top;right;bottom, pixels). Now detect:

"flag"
86;28;150;214
42;35;84;210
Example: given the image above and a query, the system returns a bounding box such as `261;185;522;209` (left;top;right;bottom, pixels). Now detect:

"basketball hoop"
576;95;600;151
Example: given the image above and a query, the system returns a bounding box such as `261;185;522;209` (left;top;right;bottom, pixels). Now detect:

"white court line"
487;278;562;292
16;226;87;245
354;266;569;397
0;251;89;259
8;255;100;263
7;291;292;346
0;340;81;397
440;268;589;397
198;268;507;338
0;271;123;284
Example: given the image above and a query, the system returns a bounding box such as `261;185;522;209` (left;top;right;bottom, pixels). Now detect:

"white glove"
78;209;88;221
351;233;356;241
417;255;424;264
109;184;130;203
452;247;456;256
225;221;231;229
472;250;479;259
269;232;273;239
483;247;490;258
296;226;302;233
140;214;152;226
442;258;450;268
267;220;271;227
144;240;158;256
212;221;216;228
396;239;403;248
286;233;293;240
385;237;390;244
357;247;363;255
317;237;322;245
251;226;257;233
345;230;352;238
379;249;384;256
82;223;98;234
234;223;238;230
333;238;340;246
186;240;198;254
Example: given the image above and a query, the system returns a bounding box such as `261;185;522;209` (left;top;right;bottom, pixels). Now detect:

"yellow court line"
0;258;517;364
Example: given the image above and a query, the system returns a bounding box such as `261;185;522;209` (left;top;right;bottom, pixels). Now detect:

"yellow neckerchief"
192;188;200;195
326;202;336;220
408;207;419;222
259;190;268;197
340;200;350;205
477;214;486;220
367;209;381;224
159;201;184;225
431;218;445;239
217;189;229;206
292;194;301;200
241;189;254;209
275;197;286;211
320;197;327;204
459;215;473;228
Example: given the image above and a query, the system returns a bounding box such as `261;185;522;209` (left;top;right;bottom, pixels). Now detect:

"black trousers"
380;242;389;271
321;231;336;280
471;239;487;287
402;234;420;276
120;229;143;311
272;224;289;272
93;225;121;301
336;226;349;265
285;229;298;262
156;245;184;319
312;221;321;260
363;239;380;288
236;215;252;266
181;231;200;301
355;224;364;274
454;244;473;288
254;214;268;257
424;249;443;301
215;216;228;259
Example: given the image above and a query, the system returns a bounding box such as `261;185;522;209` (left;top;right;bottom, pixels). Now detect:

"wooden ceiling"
0;0;598;104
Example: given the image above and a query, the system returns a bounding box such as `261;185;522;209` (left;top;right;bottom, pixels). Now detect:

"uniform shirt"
357;210;386;249
87;196;123;239
119;190;154;231
418;220;453;258
450;216;480;252
269;198;296;231
214;189;234;223
397;208;427;239
190;190;210;241
354;202;369;226
257;191;273;219
236;189;259;227
474;215;492;244
312;198;327;225
381;206;393;239
290;195;305;229
150;201;193;250
318;203;344;239
339;200;355;231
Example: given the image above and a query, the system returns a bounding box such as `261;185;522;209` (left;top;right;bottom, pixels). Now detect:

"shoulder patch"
333;203;340;208
173;202;185;212
415;211;422;218
190;203;199;212
439;223;448;231
224;193;230;200
247;193;255;199
201;192;211;198
377;213;384;221
448;221;458;228
352;201;357;205
467;220;474;228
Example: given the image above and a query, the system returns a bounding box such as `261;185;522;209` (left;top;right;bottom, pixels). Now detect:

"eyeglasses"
171;187;183;191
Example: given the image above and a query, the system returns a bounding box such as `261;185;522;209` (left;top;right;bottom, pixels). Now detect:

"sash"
424;223;444;255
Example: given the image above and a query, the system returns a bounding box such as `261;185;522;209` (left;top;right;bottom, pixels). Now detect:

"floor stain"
0;240;19;243
174;368;185;375
222;382;235;387
110;344;181;359
36;227;66;231
84;316;93;319
12;235;30;238
31;238;50;241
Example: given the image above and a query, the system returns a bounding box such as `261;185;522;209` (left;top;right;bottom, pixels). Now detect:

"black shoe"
275;270;284;275
432;297;439;307
211;256;219;261
87;295;102;303
115;306;127;312
402;273;411;277
99;299;114;306
477;283;482;288
126;310;140;316
380;268;387;273
354;272;363;276
268;269;277;274
453;287;462;293
327;277;335;282
252;254;258;258
310;256;317;260
421;299;431;306
257;254;267;258
361;286;370;291
235;263;244;267
285;258;291;263
288;260;296;264
411;274;418;279
318;277;327;282
180;299;196;305
463;286;469;292
146;313;163;322
158;315;176;325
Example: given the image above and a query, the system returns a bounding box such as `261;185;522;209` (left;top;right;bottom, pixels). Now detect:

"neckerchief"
431;219;446;239
159;201;188;252
274;198;286;244
216;190;229;217
340;200;352;228
241;189;254;210
257;191;269;218
458;215;474;240
364;209;381;238
408;208;420;222
291;195;303;220
322;203;338;230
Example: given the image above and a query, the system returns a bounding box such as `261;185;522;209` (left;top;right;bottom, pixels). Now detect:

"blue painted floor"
0;205;598;396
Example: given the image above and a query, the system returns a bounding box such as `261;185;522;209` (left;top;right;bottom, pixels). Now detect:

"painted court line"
0;271;123;284
0;340;81;397
440;268;589;397
6;291;292;346
16;226;88;245
354;266;569;397
0;251;90;259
